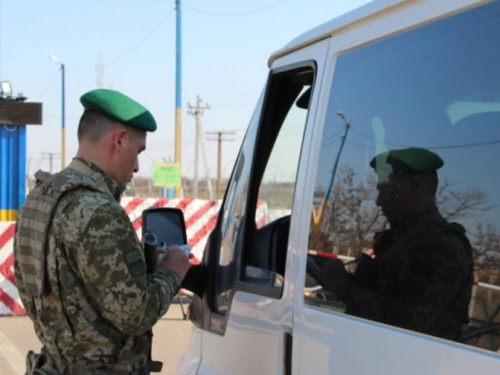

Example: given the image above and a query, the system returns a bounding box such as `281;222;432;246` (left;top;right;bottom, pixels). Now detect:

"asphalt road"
0;302;193;375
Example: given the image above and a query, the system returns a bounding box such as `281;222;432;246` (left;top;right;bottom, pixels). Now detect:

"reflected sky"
316;1;500;230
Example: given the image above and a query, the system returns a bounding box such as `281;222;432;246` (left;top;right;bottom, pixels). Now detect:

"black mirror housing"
141;207;188;246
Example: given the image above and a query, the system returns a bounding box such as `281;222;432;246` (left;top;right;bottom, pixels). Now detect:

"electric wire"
183;0;294;17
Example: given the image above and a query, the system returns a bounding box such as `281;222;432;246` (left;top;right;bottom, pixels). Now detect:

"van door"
182;39;329;375
293;1;500;374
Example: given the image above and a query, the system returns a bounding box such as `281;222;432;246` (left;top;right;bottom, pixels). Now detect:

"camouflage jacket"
347;209;473;341
14;158;181;373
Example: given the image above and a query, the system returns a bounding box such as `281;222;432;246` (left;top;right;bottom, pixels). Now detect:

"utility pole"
42;152;60;174
175;0;183;197
206;131;235;199
188;96;212;199
49;55;66;170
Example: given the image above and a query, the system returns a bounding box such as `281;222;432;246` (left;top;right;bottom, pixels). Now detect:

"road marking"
0;328;26;374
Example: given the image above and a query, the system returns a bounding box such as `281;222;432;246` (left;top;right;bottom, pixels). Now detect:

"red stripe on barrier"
188;211;218;247
133;217;142;232
185;201;216;227
0;288;25;315
307;250;338;259
0;253;16;285
151;198;169;208
122;197;144;215
174;199;193;211
0;223;15;249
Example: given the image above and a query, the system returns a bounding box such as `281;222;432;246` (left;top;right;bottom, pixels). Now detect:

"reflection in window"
305;1;500;352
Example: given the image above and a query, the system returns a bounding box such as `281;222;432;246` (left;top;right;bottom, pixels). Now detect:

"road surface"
0;302;193;374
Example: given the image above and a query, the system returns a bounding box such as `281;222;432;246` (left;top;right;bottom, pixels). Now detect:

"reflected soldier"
321;147;474;341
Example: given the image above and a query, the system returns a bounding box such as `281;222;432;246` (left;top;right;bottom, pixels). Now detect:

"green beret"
80;89;157;132
370;147;444;175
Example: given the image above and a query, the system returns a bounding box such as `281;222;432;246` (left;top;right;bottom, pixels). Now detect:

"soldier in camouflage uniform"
14;89;191;374
321;147;474;341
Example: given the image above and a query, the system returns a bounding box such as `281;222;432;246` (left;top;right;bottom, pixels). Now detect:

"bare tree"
472;224;500;277
310;166;385;257
310;166;498;270
436;179;492;221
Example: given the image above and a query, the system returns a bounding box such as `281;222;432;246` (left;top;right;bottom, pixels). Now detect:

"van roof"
268;0;408;67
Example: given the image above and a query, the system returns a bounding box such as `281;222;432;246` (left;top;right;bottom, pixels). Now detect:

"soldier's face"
113;129;146;187
376;174;414;223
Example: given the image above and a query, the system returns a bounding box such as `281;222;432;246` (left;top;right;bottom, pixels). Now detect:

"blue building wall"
0;124;26;220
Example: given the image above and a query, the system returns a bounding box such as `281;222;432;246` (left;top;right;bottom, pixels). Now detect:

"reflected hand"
306;256;322;284
353;253;377;287
320;258;350;301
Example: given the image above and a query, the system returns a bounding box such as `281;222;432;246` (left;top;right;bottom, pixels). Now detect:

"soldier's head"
76;89;157;187
370;147;443;224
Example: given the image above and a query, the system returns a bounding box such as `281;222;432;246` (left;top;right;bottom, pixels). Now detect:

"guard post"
0;81;42;221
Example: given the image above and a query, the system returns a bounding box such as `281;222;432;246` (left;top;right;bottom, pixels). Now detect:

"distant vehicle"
150;0;500;373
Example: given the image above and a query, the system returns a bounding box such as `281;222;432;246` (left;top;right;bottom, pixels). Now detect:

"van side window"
214;66;314;314
305;1;500;352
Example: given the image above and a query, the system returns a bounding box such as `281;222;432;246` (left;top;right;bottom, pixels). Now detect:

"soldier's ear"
111;128;127;151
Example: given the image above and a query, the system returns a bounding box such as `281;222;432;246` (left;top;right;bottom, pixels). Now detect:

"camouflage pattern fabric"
14;158;181;374
346;209;473;341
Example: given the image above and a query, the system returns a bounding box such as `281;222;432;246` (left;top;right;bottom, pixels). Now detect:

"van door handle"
284;331;293;375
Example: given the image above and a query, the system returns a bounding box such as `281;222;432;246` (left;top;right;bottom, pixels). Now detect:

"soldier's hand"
157;246;191;279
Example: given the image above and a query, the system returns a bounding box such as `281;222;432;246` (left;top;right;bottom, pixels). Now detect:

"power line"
99;9;175;68
183;0;293;17
69;8;175;72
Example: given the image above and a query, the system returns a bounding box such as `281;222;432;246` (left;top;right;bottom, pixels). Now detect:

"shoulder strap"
66;158;112;196
16;170;103;297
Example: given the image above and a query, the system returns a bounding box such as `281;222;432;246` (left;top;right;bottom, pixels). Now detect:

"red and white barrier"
122;197;223;260
0;198;230;316
0;221;23;315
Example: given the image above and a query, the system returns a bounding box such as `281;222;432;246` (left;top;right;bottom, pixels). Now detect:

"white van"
148;0;500;373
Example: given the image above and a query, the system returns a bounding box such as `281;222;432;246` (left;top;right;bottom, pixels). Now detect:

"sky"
0;0;372;180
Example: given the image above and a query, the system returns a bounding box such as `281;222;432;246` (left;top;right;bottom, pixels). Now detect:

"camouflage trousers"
25;350;155;375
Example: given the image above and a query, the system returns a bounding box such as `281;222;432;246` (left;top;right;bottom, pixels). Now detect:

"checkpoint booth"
0;81;42;221
0;81;42;314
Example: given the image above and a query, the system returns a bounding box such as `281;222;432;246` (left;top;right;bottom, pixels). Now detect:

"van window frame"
205;61;317;328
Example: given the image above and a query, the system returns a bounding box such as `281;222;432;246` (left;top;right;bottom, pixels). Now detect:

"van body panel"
178;38;331;375
176;327;202;375
196;292;292;374
294;305;500;374
269;0;488;66
177;0;500;373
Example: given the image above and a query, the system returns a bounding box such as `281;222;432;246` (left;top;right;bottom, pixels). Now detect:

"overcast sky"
1;0;371;179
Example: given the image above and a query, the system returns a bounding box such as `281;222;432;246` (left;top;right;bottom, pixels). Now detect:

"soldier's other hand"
320;258;350;301
157;246;191;279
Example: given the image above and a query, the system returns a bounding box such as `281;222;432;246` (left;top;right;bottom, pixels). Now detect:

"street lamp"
49;54;66;169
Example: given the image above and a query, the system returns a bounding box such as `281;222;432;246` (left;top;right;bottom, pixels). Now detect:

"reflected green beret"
80;89;157;132
370;147;444;175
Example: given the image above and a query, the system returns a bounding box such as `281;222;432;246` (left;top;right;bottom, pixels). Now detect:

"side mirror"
142;207;207;324
142;207;188;248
